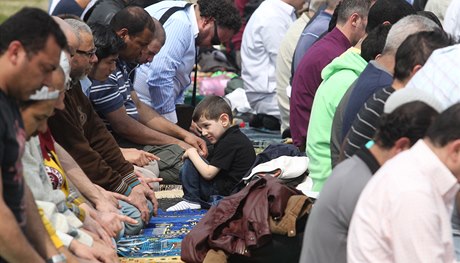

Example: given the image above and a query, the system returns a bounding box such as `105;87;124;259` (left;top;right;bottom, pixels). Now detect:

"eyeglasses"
211;21;221;45
76;48;97;58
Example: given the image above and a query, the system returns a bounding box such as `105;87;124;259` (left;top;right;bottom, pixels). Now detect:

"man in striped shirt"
342;27;453;159
88;6;208;184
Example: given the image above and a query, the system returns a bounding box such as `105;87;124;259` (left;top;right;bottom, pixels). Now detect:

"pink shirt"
348;140;459;263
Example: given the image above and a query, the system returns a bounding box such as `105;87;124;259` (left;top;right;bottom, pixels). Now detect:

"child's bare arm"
184;148;220;180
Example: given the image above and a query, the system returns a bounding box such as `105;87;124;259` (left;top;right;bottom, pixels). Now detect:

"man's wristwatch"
45;253;67;263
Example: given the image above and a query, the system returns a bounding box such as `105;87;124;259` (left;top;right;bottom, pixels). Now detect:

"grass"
0;0;48;23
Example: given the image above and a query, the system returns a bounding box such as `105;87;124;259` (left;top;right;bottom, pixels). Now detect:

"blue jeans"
118;200;153;236
180;159;217;209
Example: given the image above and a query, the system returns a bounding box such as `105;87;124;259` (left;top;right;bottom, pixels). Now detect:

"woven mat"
155;189;183;199
119;256;182;263
118;209;206;262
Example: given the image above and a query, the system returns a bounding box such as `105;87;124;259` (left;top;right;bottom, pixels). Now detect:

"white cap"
384;87;444;114
29;86;59;100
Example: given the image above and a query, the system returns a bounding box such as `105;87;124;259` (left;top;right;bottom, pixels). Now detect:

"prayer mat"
117;209;207;260
119;256;182;263
240;126;284;153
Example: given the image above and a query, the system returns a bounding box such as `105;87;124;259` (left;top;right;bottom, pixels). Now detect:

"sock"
166;200;201;212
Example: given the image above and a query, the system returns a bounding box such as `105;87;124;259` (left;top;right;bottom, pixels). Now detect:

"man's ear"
350;13;360;27
116;28;129;39
449;140;460;161
202;16;214;26
393;137;411;153
7;40;24;65
410;64;423;77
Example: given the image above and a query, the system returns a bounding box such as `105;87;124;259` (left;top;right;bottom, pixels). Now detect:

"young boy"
167;96;256;211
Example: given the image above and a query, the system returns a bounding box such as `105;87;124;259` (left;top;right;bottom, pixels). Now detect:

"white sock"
166;200;201;212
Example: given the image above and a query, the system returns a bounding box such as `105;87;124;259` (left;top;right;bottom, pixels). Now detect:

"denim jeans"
118;200;153;236
180;159;217;209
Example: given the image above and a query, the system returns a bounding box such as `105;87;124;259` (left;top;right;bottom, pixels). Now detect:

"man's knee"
118;200;154;235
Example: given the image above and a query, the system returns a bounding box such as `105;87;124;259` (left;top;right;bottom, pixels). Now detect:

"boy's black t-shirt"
0;90;26;229
209;125;256;196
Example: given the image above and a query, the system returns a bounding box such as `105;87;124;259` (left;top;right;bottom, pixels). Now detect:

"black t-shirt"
0;91;26;229
209;125;256;196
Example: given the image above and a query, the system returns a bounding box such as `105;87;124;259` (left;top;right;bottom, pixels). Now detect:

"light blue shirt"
134;1;198;122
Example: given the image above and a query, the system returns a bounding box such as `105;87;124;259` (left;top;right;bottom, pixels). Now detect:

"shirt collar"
267;0;296;20
188;4;199;38
79;76;92;97
369;60;393;76
412;140;460;203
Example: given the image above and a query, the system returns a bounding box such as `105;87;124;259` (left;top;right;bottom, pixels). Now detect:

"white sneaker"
166;200;201;212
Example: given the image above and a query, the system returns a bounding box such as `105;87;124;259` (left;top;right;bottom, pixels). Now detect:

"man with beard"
133;0;241;123
88;7;212;185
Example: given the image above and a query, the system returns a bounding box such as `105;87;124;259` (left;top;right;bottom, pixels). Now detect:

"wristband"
45;253;67;263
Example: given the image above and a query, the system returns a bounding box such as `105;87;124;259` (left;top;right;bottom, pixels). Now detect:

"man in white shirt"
443;1;460;40
348;101;460;263
241;0;304;130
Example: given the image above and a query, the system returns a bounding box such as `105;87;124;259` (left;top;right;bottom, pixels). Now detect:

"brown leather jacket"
181;176;302;263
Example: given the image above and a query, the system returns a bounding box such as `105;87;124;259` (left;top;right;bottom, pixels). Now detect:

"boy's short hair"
192;95;233;123
91;23;126;60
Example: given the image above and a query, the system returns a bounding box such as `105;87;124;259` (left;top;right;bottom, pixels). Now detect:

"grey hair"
64;18;92;40
326;0;340;10
382;15;439;55
337;0;372;25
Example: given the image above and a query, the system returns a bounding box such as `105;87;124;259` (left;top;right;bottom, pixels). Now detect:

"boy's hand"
182;147;196;161
183;134;208;157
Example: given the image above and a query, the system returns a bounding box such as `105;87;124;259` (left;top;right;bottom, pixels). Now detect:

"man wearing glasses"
133;0;241;123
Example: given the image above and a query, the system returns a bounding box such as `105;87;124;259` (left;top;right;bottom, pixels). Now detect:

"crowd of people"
2;0;460;262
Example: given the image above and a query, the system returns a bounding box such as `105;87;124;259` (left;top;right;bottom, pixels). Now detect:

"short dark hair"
360;23;392;62
198;0;242;33
192;95;233;123
394;28;455;81
374;101;438;149
91;23;126;60
416;10;443;28
109;6;155;36
336;0;372;25
328;1;340;32
427;103;460;147
366;0;415;33
0;7;67;55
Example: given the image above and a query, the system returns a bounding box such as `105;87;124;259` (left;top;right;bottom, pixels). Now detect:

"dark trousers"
180;159;217;209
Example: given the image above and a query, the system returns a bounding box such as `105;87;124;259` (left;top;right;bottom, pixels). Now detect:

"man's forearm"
24;186;59;261
0;199;44;261
110;109;182;146
134;92;190;140
54;142;105;205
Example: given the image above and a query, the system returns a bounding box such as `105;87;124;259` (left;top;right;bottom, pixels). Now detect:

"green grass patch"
0;0;48;23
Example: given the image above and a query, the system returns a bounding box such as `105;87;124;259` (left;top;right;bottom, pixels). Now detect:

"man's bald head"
52;16;79;55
